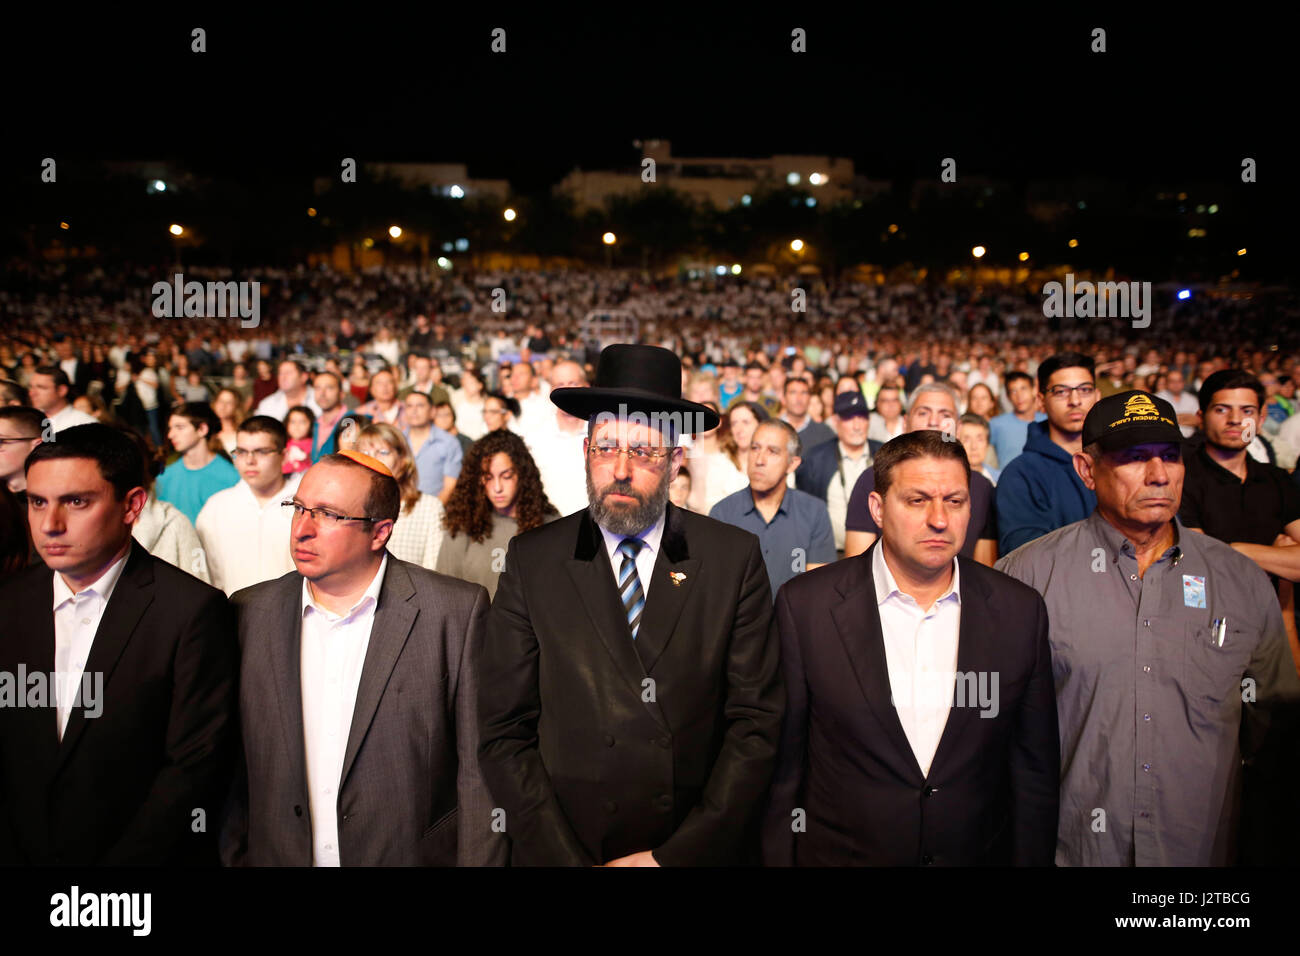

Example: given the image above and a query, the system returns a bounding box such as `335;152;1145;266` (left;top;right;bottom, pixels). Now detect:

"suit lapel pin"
669;571;686;587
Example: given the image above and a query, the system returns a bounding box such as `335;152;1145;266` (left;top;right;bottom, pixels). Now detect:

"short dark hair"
486;392;520;418
0;378;26;404
171;401;220;439
958;412;990;436
316;453;400;522
278;359;309;375
873;430;970;498
433;401;456;422
403;390;433;407
1198;369;1265;414
238;414;289;451
783;377;810;394
33;365;71;391
313;370;342;389
1037;352;1095;393
0;405;46;437
744;362;765;374
1004;370;1034;390
25;423;145;500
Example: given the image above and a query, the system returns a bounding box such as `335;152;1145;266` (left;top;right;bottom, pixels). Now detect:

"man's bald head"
550;360;588;391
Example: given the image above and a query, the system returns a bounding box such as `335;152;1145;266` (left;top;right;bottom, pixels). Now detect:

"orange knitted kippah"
336;448;394;478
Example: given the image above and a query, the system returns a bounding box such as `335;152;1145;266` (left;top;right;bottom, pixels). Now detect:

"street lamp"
790;239;804;252
504;208;517;222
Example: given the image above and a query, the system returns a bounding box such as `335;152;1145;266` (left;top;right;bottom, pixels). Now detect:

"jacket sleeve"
761;583;809;866
455;585;509;866
102;586;239;864
477;536;594;865
995;463;1052;555
652;535;785;866
1009;593;1061;865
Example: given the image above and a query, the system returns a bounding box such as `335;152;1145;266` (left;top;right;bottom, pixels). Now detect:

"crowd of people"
1;262;1298;866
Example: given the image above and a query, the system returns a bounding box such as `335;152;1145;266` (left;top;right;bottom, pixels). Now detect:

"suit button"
604;800;617;814
921;854;934;866
604;735;615;747
294;805;303;817
923;786;934;798
342;814;350;823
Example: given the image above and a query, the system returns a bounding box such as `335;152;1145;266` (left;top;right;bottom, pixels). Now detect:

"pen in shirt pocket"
1210;616;1227;648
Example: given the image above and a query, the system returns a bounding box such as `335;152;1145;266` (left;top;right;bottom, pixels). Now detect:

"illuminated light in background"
442;242;454;252
449;184;465;199
741;194;752;206
437;257;452;270
1177;289;1191;300
168;223;184;236
731;263;742;275
455;238;469;252
362;237;374;249
809;172;825;186
715;265;727;276
307;207;317;217
1208;204;1219;214
888;223;899;234
972;246;986;258
786;172;800;186
1018;251;1029;261
59;222;69;230
503;208;517;221
790;239;804;252
1237;248;1247;256
153;180;166;192
1068;238;1079;248
388;225;402;239
602;232;616;245
805;197;816;207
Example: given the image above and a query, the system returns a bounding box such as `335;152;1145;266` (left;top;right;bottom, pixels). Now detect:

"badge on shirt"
1182;574;1207;608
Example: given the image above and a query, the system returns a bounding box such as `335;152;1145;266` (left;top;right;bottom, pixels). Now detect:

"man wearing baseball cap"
795;391;883;554
997;391;1300;865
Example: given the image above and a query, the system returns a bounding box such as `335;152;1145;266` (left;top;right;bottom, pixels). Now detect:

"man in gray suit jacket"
219;450;505;866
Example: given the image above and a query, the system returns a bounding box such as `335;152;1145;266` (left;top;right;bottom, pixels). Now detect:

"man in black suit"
0;424;238;864
479;344;784;866
763;430;1059;866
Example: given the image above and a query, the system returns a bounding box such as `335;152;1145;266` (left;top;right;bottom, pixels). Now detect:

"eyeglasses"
281;501;378;527
0;436;40;446
358;446;394;459
1045;384;1097;401
232;447;281;460
588;442;672;465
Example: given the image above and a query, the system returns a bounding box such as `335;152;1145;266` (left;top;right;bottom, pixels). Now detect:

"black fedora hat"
550;344;720;433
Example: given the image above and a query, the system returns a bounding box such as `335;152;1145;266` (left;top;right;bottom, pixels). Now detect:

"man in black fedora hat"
478;344;785;865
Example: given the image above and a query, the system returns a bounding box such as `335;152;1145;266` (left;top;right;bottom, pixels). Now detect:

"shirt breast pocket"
1184;623;1251;705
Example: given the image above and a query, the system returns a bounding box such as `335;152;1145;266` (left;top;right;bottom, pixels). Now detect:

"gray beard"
586;463;671;537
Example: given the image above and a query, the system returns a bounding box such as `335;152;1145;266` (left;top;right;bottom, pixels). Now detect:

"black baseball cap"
834;391;869;419
1082;390;1184;452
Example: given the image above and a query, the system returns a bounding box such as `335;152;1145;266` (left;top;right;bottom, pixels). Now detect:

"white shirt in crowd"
867;413;904;445
195;472;301;595
514;391;553;442
451;391;486;441
52;545;130;739
873;543;961;778
597;510;664;604
533;423;589;517
1273;413;1300;471
48;404;98;433
300;552;388;867
826;441;872;551
1155;389;1200;439
255;388;322;422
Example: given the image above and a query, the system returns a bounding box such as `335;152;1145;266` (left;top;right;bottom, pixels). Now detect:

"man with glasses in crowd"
478;344;784;866
221;449;504;866
995;353;1100;554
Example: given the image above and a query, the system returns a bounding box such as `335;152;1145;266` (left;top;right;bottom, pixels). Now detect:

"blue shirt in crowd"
989;410;1046;468
405;425;463;496
155;454;240;525
709;486;836;599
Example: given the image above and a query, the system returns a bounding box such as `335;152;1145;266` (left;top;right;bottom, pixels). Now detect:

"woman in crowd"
348;356;372;405
966;382;999;420
724;400;770;469
72;392;110;422
212;387;245;454
251;358;277;407
356;422;445;570
451;366;488;441
370;325;402;368
229;362;254;412
685;400;749;514
436;429;558;599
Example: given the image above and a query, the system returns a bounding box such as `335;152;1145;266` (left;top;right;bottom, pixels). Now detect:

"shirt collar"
301;552;389;624
598;509;666;565
53;541;132;610
1087;510;1184;566
871;540;961;609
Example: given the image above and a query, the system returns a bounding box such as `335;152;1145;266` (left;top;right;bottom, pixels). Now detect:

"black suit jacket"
795;437;883;501
0;541;238;864
762;542;1059;865
478;503;784;866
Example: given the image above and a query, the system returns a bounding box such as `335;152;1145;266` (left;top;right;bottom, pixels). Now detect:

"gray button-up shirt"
996;510;1300;866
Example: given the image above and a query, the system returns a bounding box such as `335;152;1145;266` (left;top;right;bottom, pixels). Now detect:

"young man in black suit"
763;430;1059;866
0;423;238;864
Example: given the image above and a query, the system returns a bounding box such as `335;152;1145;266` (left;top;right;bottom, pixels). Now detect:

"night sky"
3;8;1289;197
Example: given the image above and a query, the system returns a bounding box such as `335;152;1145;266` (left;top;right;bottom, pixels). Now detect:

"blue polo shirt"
155;454;240;525
710;486;836;599
405;425;463;496
988;410;1046;468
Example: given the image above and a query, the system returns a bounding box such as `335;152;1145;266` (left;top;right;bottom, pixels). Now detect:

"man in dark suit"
479;344;784;866
220;450;505;866
763;430;1059;866
0;423;237;864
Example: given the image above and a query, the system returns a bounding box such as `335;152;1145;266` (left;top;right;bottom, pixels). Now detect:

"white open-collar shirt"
299;552;388;866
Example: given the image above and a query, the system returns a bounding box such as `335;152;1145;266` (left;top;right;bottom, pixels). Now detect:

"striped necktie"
617;537;646;640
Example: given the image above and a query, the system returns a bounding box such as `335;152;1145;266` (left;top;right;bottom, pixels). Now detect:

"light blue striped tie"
617;537;646;640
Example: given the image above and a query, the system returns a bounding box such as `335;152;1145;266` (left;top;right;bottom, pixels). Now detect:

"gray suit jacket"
219;555;506;866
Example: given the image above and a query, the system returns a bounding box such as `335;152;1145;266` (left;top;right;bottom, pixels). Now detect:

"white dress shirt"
533;423;590;517
299;552;388;867
255;387;322;422
51;546;130;739
825;441;872;551
195;472;301;595
597;509;665;604
48;404;98;433
873;543;962;778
